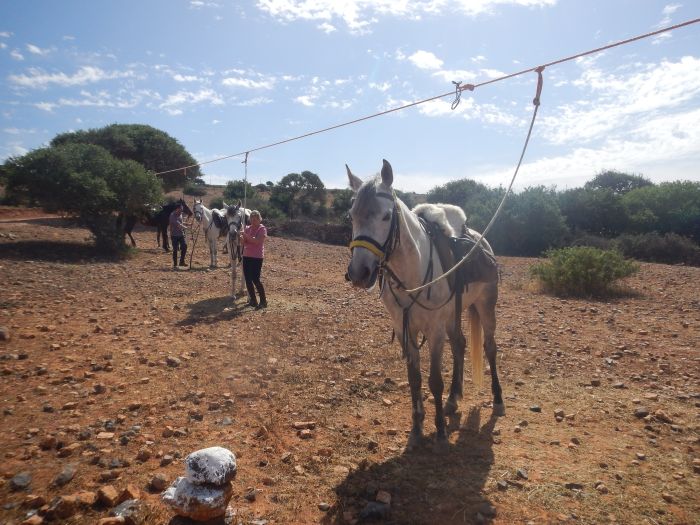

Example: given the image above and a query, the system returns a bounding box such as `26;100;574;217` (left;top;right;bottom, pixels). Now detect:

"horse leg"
209;238;217;268
405;343;425;450
476;296;504;416
127;231;136;247
162;225;170;252
445;324;466;416
428;333;448;451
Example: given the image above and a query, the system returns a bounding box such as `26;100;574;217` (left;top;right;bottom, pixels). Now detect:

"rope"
242;152;249;210
152;18;699;178
405;66;544;294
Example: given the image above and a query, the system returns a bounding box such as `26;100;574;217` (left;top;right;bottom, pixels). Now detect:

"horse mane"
412;203;466;238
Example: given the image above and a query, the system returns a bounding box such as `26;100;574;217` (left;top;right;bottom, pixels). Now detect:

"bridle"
348;191;400;265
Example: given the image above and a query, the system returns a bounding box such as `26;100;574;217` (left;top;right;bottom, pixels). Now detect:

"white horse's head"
226;200;245;239
346;159;398;289
193;200;204;222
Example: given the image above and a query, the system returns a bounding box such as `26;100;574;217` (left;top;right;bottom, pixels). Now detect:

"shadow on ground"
177;296;248;325
0;240;121;263
322;407;498;525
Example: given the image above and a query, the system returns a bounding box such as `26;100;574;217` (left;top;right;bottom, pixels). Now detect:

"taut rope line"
153;17;700;178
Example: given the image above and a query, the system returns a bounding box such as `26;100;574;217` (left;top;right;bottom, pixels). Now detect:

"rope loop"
451;81;462;110
533;66;545;106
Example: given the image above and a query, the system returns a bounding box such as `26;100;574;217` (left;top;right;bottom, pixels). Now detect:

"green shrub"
209;197;224;210
183;182;207;197
615;232;700;266
530;246;639;297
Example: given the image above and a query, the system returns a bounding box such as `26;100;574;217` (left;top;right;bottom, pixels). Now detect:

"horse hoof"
433;436;449;454
406;432;423;451
493;403;506;416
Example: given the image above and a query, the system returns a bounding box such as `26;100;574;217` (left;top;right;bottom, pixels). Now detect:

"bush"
183;182;207;197
209;197;224;210
615;232;700;266
530;246;639;298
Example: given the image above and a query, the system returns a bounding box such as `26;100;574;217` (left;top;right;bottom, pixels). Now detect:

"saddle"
423;220;499;291
212;210;229;233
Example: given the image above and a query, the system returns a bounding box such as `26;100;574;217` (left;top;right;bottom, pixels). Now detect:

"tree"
3;143;161;253
622;181;700;242
584;170;653;195
270;171;326;219
224;179;258;202
51;124;200;190
558;187;628;237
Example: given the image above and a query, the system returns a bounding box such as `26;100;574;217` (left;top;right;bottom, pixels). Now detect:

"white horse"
224;201;250;298
193;200;229;268
345;159;503;451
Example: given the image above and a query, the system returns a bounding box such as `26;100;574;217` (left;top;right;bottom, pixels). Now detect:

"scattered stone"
97;518;125;525
0;326;10;341
654;410;673;424
10;471;32;491
160;455;174;467
21;515;44;525
166;356;181;368
595;483;609;494
184;447;237;485
162;476;233;521
565;482;584;490
98;485;120;507
554;409;565;418
150;473;168;492
359;501;390;521
75;491;98;507
119;484;141;503
292;421;316;430
97;432;115;440
516;468;528;480
634;407;650;418
111;498;148;525
590;378;601;387
45;495;77;520
661;493;673;503
529;405;541;413
497;480;508;491
318;502;331;511
53;463;77;486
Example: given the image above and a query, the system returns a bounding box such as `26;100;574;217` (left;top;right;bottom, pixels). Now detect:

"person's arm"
243;228;266;245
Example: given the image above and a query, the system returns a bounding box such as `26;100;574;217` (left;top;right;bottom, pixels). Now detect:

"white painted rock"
162;476;233;521
185;447;237;485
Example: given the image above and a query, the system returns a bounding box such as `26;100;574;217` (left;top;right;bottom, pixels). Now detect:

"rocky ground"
0;209;698;525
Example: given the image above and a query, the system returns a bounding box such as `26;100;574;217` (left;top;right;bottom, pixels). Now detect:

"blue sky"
1;1;699;193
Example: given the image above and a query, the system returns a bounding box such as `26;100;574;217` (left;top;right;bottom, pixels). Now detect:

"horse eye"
382;212;391;221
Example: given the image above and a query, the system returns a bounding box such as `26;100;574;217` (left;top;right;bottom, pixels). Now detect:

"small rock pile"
162;447;237;522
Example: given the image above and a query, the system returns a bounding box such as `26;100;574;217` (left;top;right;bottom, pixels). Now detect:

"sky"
1;1;699;193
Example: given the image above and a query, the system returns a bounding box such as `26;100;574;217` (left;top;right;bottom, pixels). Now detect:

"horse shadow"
0;240;120;264
322;407;498;525
176;296;248;326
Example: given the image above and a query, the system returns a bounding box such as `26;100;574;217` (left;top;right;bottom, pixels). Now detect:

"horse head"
178;198;194;218
346;159;398;289
193;199;204;222
225;200;244;238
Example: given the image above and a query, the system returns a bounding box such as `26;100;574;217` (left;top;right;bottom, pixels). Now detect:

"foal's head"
346;159;397;289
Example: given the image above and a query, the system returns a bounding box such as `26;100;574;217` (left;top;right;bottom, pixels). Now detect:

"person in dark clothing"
240;210;267;309
169;204;188;269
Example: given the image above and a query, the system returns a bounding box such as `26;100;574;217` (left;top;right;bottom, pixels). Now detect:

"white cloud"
369;82;391;92
0;31;12;38
234;96;273;107
190;1;220;7
9;66;135;89
408;50;443;70
295;95;316;107
222;76;274;89
3;127;36;135
0;42;6;49
541;56;700;145
63;35;76;41
26;43;51;56
257;0;557;32
35;102;57;112
10;49;24;60
318;22;336;33
173;73;202;82
160;89;225;115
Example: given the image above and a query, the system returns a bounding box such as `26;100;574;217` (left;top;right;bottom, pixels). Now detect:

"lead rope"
405;66;545;294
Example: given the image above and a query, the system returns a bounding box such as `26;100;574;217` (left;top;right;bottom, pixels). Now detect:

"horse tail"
469;305;484;388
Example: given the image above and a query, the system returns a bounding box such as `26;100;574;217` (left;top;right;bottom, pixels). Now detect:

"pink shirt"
243;224;267;259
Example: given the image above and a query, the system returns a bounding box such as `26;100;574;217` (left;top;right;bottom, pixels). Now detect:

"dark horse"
120;199;193;251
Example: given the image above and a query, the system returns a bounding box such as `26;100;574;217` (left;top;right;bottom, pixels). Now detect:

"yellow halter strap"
349;238;384;259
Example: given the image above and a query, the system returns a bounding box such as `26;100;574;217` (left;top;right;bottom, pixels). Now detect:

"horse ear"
237;199;242;207
381;159;393;187
346;164;362;192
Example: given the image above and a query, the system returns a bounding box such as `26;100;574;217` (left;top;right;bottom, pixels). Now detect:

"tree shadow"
0;216;80;229
322;407;498;525
176;296;249;326
0;240;120;264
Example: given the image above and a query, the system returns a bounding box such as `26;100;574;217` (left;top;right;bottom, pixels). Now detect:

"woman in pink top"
241;210;267;309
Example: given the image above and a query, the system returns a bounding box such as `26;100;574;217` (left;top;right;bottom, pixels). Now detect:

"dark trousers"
242;256;265;305
171;236;187;266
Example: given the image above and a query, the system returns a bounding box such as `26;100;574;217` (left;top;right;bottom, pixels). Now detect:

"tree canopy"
270;171;326;219
51;123;200;190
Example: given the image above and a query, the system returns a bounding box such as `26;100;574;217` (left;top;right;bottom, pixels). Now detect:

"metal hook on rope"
451;81;475;110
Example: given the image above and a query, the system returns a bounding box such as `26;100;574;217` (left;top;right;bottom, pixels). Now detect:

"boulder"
184;447;237;486
162;477;233;521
